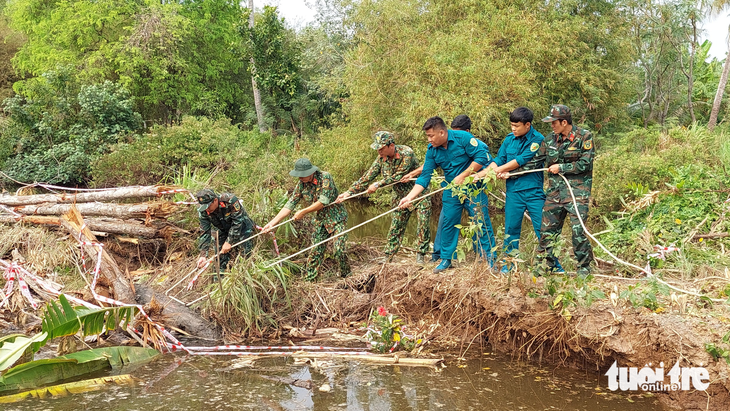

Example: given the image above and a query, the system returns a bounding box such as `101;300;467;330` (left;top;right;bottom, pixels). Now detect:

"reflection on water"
5;353;662;411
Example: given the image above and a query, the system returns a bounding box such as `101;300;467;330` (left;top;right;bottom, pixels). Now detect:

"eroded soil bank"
290;262;730;411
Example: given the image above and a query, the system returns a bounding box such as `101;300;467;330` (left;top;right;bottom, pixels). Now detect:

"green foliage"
202;257;293;336
0;332;47;373
365;306;417;353
619;278;671;311
0;68;141;184
0;346;159;392
339;0;634;143
545;275;606;310
5;0;251;123
705;331;730;365
40;294;138;348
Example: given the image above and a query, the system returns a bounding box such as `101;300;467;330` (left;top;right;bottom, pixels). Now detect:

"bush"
0;69;141;184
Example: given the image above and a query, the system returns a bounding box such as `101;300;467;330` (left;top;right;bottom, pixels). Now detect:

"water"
4;353;663;410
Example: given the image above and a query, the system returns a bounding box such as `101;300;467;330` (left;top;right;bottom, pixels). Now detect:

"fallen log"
288;352;443;367
13;201;178;219
0;185;183;206
60;206;136;304
135;285;221;341
1;215;159;238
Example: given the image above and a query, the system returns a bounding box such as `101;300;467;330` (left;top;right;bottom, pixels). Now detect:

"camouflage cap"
289;158;319;178
370;131;395;150
541;104;571;122
196;188;218;213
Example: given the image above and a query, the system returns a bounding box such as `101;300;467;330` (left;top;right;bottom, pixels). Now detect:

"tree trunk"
709;32;730;131
249;0;267;133
2;215;161;238
0;185;179;206
60;206;137;304
687;15;697;124
13;201;177;219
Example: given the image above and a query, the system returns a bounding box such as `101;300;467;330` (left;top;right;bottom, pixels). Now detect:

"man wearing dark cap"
336;131;431;263
399;116;497;274
262;158;350;281
195;188;257;271
516;104;595;276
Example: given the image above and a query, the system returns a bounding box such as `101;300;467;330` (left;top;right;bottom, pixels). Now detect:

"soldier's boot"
416;254;425;265
553;259;565;274
576;266;591;278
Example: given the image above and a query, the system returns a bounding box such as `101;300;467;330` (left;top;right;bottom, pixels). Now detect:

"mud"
294;262;730;411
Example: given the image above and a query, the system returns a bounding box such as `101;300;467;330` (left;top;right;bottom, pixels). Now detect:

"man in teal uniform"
399;116;496;273
478;107;545;274
262;158;350;281
195;188;256;271
516;105;595;276
336;131;431;263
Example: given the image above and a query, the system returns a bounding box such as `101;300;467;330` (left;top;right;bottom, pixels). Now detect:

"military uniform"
523;105;595;274
285;169;350;280
494;126;546;257
346;132;431;259
197;191;256;271
416;129;496;264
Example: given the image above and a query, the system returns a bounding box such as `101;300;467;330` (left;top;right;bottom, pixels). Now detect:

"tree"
247;0;267;133
708;0;730;131
5;0;251;124
1;68;142;184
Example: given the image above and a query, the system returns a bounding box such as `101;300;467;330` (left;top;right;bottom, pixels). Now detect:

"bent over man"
196;188;256;271
262;158;350;281
399;116;496;274
336;131;431;264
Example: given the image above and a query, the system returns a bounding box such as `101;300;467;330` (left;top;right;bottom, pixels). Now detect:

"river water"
5;352;664;411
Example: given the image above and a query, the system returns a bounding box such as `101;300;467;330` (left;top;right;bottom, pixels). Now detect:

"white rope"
265;187;446;268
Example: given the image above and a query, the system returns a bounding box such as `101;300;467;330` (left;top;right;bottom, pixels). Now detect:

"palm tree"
708;1;730;131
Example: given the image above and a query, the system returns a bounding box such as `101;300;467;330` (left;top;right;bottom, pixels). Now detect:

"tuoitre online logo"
605;360;710;392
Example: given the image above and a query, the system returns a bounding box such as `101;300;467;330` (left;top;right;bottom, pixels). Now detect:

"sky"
261;0;730;61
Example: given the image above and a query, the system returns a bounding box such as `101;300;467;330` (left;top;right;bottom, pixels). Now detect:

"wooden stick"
287;352;443;367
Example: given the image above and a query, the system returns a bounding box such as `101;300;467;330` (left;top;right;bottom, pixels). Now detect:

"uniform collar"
557;126;576;143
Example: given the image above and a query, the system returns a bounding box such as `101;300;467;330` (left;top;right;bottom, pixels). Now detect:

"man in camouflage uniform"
262;158;350;281
195;188;256;271
518;105;594;276
336;131;431;264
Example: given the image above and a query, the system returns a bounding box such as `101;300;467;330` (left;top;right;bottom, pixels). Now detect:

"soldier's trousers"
536;198;593;270
385;196;431;258
306;220;350;281
212;228;254;271
503;187;545;256
441;188;496;265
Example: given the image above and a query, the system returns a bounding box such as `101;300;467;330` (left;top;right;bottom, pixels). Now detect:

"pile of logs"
0;185;190;238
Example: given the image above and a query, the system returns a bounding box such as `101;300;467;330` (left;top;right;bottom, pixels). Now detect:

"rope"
265;186;447;268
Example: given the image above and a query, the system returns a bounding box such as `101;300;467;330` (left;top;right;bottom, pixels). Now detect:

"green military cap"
370;131;395;150
289;158;319;177
542;104;571;122
196;188;218;212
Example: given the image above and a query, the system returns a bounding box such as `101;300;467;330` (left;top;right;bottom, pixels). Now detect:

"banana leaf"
0;333;48;373
0;346;159;392
37;294;138;351
0;374;136;403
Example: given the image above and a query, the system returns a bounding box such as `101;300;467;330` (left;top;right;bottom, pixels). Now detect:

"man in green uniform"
195;188;257;271
335;131;432;264
262;158;350;281
520;105;595;276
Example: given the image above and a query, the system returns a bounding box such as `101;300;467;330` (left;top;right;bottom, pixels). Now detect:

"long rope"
265;187;447;268
170;179;416;294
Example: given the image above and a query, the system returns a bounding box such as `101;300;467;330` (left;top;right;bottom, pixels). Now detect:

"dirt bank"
291;262;730;411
